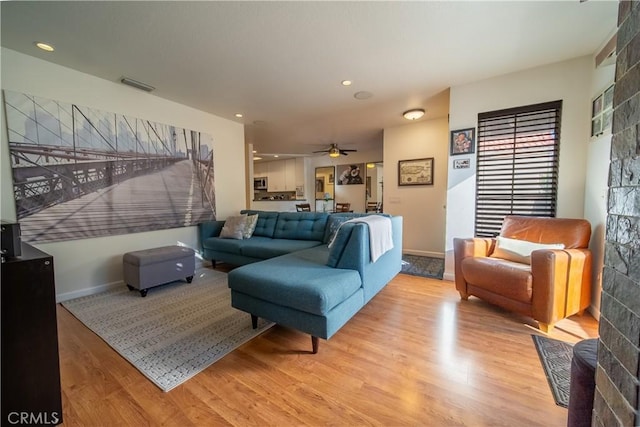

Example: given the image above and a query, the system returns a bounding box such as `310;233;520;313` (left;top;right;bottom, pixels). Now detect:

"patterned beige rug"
62;268;273;392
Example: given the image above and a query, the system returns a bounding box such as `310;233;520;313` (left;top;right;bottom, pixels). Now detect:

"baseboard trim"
442;272;455;282
403;250;445;259
56;280;124;303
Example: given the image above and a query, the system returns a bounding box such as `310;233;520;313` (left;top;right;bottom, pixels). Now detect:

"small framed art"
453;158;470;169
450;128;475;155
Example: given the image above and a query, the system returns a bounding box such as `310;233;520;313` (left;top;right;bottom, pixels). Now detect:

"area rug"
62;268;273;392
401;254;444;279
532;334;574;408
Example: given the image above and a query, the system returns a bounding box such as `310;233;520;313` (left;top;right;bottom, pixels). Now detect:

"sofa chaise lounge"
198;210;403;353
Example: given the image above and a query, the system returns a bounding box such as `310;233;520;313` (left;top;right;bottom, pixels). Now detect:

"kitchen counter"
251;199;309;212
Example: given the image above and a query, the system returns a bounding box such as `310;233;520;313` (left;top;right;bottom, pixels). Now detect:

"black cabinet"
1;243;63;426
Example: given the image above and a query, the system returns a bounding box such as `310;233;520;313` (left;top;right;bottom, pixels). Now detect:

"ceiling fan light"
329;147;340;158
403;108;425;120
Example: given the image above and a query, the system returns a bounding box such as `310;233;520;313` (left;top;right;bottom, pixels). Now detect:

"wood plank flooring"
56;272;598;426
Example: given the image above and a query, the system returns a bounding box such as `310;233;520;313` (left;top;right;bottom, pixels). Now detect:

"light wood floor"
57;272;598;426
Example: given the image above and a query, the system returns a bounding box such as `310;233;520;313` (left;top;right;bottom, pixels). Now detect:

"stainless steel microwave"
254;177;268;190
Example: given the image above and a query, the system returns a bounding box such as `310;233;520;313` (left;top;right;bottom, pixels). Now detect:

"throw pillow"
220;215;247;239
324;215;352;244
243;214;259;239
490;236;565;264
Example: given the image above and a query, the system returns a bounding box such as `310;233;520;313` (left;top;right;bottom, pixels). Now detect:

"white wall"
383;117;450;257
0;48;245;301
584;60;616;319
444;56;594;280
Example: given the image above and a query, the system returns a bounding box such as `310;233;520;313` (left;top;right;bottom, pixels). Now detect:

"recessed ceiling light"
235;113;243;118
35;42;54;52
253;156;263;161
252;150;257;154
341;80;352;86
274;155;279;158
403;108;425;120
354;91;373;100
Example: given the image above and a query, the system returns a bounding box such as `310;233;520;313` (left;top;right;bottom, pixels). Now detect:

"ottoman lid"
572;338;598;372
123;246;194;266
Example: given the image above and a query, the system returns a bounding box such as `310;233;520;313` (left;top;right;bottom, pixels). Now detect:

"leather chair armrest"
453;237;495;297
530;248;592;326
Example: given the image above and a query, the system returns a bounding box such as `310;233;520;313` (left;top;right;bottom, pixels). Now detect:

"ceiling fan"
312;143;357;158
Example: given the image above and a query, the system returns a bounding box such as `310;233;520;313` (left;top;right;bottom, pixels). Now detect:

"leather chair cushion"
461;257;533;303
501;215;591;249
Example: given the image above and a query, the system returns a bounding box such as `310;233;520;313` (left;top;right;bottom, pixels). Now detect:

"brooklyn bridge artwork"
3;90;217;244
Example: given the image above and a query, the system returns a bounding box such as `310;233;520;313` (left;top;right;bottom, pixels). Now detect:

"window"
475;100;562;237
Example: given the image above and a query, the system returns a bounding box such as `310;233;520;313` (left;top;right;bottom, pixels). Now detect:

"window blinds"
474;100;562;237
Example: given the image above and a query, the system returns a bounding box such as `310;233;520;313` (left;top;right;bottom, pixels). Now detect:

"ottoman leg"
126;284;135;291
140;289;148;298
186;275;194;283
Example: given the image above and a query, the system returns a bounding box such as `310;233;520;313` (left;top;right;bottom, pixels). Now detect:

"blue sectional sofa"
199;210;328;266
198;210;403;353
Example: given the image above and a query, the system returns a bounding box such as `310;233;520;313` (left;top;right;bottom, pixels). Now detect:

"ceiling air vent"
120;77;155;92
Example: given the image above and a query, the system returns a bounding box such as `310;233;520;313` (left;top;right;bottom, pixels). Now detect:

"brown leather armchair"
454;215;592;332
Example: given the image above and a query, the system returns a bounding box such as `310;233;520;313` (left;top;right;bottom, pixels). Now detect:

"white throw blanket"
329;215;394;262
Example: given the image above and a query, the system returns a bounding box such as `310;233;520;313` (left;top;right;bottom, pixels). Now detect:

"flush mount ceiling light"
35;42;54;52
235;113;243;118
403;108;425;120
341;80;352;86
120;77;155;92
366;163;375;169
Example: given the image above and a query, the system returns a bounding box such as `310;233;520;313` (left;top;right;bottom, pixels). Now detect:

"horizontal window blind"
475;100;562;237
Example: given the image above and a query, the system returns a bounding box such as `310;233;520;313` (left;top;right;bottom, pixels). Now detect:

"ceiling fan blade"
312;149;330;153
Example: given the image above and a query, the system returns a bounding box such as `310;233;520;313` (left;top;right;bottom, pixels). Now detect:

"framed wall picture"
450;128;475;155
398;158;434;186
336;163;364;185
453;158;470;169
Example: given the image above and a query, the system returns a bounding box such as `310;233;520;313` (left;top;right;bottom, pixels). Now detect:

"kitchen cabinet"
254;162;267;178
267;160;285;191
262;159;300;192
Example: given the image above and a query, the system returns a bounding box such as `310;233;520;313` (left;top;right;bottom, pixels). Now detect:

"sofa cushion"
202;236;247;255
228;248;362;316
240;237;322;259
490;236;565;264
240;210;279;238
219;215;247;239
461;257;532;303
273;212;328;241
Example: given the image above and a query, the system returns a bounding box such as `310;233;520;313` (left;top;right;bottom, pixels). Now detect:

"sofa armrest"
530;248;592;325
198;220;225;241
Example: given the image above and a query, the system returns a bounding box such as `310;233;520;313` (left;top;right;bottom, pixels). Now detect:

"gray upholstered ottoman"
123;245;195;297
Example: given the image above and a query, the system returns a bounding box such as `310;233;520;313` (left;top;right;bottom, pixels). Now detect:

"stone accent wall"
594;1;640;426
